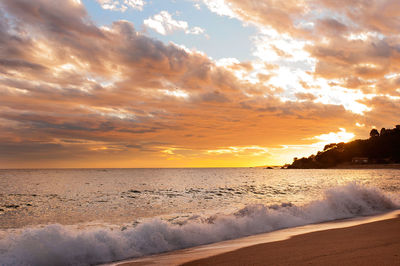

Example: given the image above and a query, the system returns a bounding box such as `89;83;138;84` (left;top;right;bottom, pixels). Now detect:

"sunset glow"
1;0;400;168
312;129;355;145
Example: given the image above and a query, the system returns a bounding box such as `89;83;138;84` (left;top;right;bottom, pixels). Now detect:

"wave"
0;183;398;266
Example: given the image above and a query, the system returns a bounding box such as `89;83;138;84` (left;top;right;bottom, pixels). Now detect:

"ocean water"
0;168;399;265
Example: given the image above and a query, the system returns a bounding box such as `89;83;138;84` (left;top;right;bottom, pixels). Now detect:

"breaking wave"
0;183;398;266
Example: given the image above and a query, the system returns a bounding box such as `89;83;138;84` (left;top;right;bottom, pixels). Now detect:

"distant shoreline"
261;164;400;169
329;163;400;169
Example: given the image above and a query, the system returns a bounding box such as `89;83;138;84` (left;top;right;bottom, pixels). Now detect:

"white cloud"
356;122;365;127
310;128;355;144
187;26;205;35
201;0;236;18
206;146;270;156
160;89;189;99
96;0;145;12
144;11;206;36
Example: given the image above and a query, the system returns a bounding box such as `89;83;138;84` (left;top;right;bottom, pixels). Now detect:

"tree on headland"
288;124;400;169
370;129;379;138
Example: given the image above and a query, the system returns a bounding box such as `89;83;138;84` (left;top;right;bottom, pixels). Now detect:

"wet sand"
183;215;400;266
113;211;400;266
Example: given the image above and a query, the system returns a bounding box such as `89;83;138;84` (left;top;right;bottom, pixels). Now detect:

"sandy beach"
114;211;400;266
183;215;400;266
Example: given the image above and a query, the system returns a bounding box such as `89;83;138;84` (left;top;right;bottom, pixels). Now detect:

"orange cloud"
0;0;399;167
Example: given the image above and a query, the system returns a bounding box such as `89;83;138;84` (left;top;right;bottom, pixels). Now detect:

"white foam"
0;183;398;266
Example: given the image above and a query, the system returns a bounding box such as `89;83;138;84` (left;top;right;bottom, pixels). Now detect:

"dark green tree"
370;128;379;138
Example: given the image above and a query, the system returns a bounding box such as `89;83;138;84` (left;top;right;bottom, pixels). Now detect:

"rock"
5;204;19;209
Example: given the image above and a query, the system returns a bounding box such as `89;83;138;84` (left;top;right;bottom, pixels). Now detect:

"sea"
0;168;399;265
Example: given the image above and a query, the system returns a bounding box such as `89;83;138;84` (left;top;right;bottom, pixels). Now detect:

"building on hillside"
352;157;368;164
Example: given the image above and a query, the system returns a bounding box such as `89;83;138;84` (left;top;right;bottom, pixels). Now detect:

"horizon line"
0;166;284;170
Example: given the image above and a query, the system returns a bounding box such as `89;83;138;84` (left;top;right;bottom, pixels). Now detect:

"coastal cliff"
288;125;400;169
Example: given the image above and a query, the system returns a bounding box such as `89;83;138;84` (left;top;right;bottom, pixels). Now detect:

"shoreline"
184;213;400;266
111;210;400;266
330;163;400;169
283;164;400;169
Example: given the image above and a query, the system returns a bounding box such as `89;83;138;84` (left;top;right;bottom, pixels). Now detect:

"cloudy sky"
1;0;400;168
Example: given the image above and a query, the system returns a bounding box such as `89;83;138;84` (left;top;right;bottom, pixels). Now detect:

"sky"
1;0;400;168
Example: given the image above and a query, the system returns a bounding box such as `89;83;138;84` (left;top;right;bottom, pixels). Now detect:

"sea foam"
0;183;398;266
